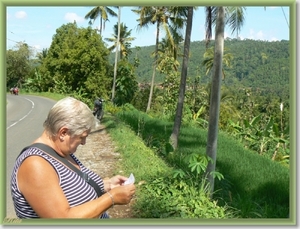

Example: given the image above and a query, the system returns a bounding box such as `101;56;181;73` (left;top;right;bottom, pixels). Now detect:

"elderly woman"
10;97;135;218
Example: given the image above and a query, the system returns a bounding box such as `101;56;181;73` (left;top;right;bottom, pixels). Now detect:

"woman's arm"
17;156;135;218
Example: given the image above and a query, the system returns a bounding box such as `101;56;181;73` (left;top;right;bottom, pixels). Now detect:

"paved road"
6;94;56;218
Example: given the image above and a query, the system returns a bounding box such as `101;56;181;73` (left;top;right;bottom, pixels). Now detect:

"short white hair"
43;97;96;136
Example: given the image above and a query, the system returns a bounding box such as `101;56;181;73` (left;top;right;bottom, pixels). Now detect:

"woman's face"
63;130;90;154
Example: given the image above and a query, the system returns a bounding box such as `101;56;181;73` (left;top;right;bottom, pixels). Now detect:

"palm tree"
205;6;245;47
226;7;246;38
111;6;121;103
204;6;245;198
132;6;187;112
155;36;181;72
202;46;234;80
104;22;136;60
36;48;48;64
169;7;193;150
204;6;225;199
85;6;117;36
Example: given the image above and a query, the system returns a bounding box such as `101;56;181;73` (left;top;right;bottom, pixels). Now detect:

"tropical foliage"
84;6;118;35
40;22;112;100
6;42;33;89
105;22;135;60
6;6;291;219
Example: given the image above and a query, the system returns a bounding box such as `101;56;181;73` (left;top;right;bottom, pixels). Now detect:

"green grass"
103;115;172;182
23;93;289;219
102;114;232;219
110;105;289;218
215;133;289;218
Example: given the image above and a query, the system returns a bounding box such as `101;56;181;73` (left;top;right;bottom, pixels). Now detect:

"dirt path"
75;123;134;218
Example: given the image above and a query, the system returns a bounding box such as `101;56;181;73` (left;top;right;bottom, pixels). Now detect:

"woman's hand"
104;175;128;191
110;175;128;189
109;183;136;205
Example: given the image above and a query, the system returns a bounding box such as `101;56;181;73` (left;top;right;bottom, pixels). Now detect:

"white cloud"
15;11;27;19
247;29;265;40
256;30;264;40
33;44;41;50
64;13;84;23
248;28;255;39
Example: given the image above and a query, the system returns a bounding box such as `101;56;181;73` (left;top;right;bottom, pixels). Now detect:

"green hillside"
110;39;290;100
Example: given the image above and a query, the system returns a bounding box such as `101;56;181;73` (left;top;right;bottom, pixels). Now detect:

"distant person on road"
10;96;135;218
13;87;19;95
93;97;104;120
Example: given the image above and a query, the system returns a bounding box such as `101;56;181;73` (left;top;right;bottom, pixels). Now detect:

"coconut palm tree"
36;48;48;64
104;22;136;60
226;7;246;38
169;7;193;150
204;6;225;199
205;6;246;47
85;6;118;36
132;6;187;112
155;36;182;72
204;6;245;198
202;46;234;80
111;6;121;102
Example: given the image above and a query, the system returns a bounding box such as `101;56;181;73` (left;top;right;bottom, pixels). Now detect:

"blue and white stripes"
11;147;109;219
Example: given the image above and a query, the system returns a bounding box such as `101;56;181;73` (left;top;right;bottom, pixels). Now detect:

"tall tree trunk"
99;18;103;35
169;7;193;150
205;6;225;199
111;7;121;102
146;22;160;112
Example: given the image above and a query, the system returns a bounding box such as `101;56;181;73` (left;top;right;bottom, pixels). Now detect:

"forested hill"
111;39;290;99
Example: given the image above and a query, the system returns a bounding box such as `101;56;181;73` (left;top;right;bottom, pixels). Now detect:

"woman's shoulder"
16;146;61;172
17;146;57;170
19;153;55;173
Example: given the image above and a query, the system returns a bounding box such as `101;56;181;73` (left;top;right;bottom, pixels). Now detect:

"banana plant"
229;114;289;161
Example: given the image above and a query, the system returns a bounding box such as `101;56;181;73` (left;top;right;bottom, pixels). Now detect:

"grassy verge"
107;105;289;218
101;114;172;182
101;114;234;219
22;93;289;218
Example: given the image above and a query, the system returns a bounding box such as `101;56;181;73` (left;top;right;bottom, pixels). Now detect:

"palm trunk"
111;7;121;102
99;18;102;36
146;22;160;112
170;7;193;150
205;6;225;199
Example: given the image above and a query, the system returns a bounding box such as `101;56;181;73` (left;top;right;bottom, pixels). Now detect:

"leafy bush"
133;176;234;218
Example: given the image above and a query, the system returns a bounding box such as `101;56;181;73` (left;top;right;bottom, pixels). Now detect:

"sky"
6;6;290;55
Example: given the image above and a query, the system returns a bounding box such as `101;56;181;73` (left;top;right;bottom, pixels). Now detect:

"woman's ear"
58;127;69;140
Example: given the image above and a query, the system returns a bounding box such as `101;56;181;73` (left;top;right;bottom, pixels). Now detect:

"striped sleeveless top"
10;146;109;219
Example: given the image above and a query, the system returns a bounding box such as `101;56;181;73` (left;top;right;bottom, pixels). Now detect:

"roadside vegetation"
20;92;289;218
104;105;289;218
7;6;292;220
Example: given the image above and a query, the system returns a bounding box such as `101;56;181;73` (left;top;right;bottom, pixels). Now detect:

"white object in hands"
124;173;135;185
